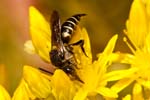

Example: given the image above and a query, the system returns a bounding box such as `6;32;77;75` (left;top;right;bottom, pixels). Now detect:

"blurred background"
0;0;132;96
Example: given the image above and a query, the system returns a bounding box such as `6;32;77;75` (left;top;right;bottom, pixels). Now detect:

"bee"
49;11;86;83
61;13;86;43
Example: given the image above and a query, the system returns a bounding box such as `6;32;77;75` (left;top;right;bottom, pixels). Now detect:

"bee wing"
50;10;63;47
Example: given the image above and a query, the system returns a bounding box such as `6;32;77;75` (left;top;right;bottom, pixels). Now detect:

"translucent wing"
50;10;64;50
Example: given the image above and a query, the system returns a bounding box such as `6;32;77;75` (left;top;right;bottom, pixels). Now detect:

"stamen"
123;37;136;54
123;30;139;51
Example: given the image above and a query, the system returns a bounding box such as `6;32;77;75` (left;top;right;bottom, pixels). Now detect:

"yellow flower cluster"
18;6;120;100
0;0;149;100
110;0;150;99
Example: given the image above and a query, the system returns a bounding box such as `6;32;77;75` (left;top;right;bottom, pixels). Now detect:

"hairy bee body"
49;11;86;83
61;14;86;43
50;46;76;75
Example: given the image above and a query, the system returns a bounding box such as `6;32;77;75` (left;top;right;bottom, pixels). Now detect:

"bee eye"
64;67;74;74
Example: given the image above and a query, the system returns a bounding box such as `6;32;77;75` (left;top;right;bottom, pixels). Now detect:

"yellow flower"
12;65;52;100
17;6;132;100
119;83;146;100
0;85;11;100
122;95;131;100
12;79;35;100
126;0;150;89
28;6;51;62
110;0;150;99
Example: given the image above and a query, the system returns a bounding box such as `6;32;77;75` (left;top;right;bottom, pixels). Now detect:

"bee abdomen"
61;14;86;43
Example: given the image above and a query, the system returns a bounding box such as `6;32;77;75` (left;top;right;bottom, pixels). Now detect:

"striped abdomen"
61;14;86;43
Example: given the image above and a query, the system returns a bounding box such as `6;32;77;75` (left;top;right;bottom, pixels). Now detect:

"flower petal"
111;78;134;93
126;0;148;48
109;53;134;64
71;27;92;65
96;35;118;76
97;34;118;65
51;69;78;100
12;79;35;100
69;26;82;44
146;0;150;31
105;68;137;81
96;87;118;98
81;28;92;60
23;65;52;98
45;93;55;100
102;34;118;56
132;83;144;100
73;88;88;100
29;6;51;62
136;78;150;89
122;94;131;100
0;85;11;100
144;34;150;53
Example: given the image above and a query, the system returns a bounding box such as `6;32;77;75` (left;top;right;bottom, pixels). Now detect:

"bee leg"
73;73;84;83
69;40;88;57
